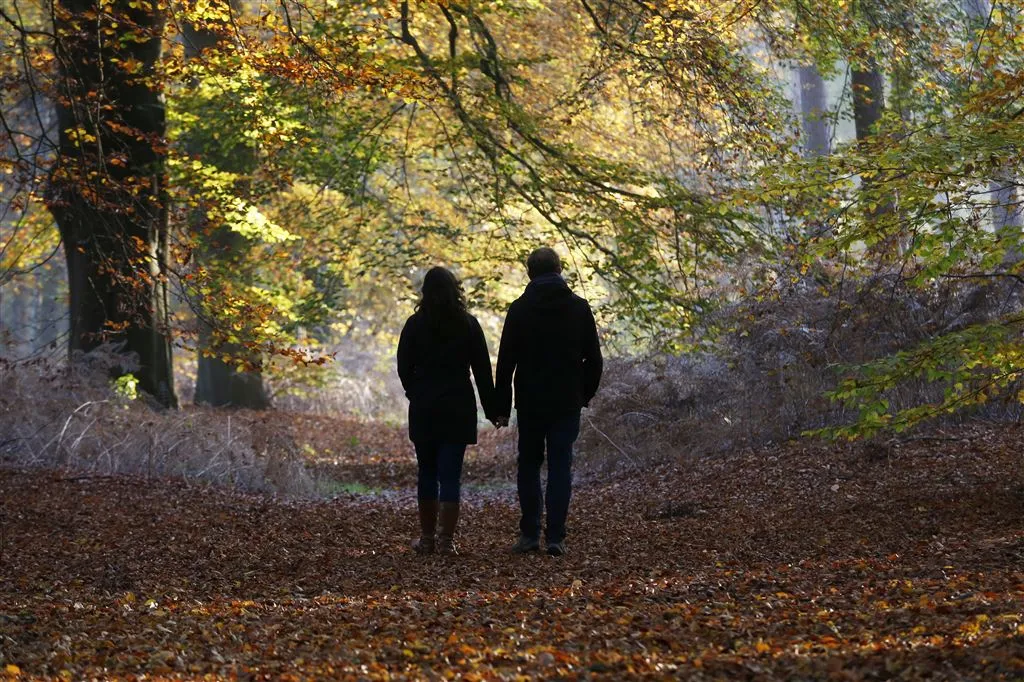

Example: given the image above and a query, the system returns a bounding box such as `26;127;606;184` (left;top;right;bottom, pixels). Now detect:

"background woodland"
1;0;1023;473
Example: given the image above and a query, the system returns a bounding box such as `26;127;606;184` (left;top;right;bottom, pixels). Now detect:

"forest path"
1;422;1022;680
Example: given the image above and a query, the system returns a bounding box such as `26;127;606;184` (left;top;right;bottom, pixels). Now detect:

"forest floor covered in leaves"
1;417;1022;680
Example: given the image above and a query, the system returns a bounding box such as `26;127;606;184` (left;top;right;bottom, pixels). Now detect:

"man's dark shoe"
412;536;435;555
546;540;566;557
511;535;541;553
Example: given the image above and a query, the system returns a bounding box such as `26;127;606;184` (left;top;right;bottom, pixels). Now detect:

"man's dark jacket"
397;311;495;444
495;273;602;417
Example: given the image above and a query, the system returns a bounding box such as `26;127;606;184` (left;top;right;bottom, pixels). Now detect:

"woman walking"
397;267;496;555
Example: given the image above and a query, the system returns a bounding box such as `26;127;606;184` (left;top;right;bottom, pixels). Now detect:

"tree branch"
942;272;1024;286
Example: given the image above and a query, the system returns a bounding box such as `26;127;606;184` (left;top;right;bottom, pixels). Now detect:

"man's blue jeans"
414;441;467;503
516;409;581;543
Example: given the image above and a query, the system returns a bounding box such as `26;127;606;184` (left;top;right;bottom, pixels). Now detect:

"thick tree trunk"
192;226;268;408
850;55;902;258
47;0;177;406
195;336;269;407
183;6;269;409
851;63;884;142
797;64;830;158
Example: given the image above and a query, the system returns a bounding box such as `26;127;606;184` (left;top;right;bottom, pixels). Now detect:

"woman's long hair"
416;266;468;330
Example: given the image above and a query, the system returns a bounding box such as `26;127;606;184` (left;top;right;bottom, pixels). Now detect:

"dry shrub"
265;346;407;421
0;347;316;496
580;273;1024;467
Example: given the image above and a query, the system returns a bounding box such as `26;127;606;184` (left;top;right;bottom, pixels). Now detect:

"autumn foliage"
2;1;1024;678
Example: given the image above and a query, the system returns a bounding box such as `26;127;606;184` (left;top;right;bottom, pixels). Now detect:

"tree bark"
47;0;177;407
797;64;830;158
962;0;1022;258
195;338;268;408
850;53;903;258
9;283;30;353
182;4;269;409
851;62;884;142
192;229;269;409
35;264;63;351
992;178;1022;236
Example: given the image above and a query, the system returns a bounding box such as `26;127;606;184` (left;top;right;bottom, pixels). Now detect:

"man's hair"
526;247;562;279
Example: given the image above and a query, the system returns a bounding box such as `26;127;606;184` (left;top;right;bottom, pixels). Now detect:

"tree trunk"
9;283;30;353
797;64;830;158
195;337;269;407
47;0;177;407
962;0;1022;259
35;265;62;351
850;54;902;258
992;177;1022;235
183;5;270;409
851;62;884;142
193;227;269;409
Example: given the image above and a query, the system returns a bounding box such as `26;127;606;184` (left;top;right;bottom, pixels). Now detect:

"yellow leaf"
5;665;21;675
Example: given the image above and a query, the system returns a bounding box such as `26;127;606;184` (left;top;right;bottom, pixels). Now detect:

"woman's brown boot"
436;502;460;556
412;499;438;554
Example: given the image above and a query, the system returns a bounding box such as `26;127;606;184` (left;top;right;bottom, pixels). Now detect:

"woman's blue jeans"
414;441;467;503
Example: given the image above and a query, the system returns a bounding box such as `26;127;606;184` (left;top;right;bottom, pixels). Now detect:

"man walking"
494;247;603;556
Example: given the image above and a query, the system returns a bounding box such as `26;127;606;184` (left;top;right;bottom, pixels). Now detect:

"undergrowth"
0;347;316;496
580;272;1024;467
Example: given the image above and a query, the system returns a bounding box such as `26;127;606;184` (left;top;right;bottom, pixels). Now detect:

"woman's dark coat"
397;311;495;445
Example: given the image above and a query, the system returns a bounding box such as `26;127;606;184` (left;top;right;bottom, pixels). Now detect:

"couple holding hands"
396;248;603;557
